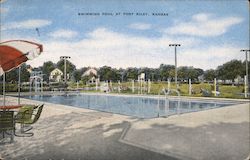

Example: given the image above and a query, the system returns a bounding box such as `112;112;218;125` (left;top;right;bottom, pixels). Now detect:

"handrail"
162;88;180;97
157;88;181;118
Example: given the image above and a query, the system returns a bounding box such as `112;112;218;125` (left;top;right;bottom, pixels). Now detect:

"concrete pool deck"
0;96;249;160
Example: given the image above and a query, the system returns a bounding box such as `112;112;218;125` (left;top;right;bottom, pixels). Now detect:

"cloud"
128;23;152;30
0;7;9;13
178;45;243;69
26;27;244;70
25;28;199;69
2;27;244;70
164;13;243;37
2;19;51;30
49;29;78;39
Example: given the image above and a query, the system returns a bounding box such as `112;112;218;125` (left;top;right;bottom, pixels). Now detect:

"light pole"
169;44;181;88
60;56;71;86
240;49;250;97
18;66;21;105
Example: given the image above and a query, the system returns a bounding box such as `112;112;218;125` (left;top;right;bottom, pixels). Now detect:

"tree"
188;68;199;81
20;64;31;82
195;68;204;76
42;61;55;82
204;69;216;81
98;66;120;81
118;68;126;82
124;67;139;80
5;69;18;83
150;68;160;81
159;64;175;80
177;66;203;81
217;60;243;81
73;67;88;82
138;67;154;80
169;69;175;80
178;66;189;80
57;59;76;80
5;63;30;83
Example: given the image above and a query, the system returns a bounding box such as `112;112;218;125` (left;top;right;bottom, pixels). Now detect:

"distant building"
81;68;99;84
217;76;244;84
49;68;63;82
26;66;33;73
82;68;98;77
198;75;204;82
138;73;145;81
234;75;244;84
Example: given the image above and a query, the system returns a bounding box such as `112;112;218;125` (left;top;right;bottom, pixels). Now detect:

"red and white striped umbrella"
0;40;43;76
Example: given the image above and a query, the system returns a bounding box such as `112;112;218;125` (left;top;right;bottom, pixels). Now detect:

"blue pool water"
24;93;241;118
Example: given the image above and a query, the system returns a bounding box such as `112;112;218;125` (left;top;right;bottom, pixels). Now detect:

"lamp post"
60;56;71;86
18;66;21;105
169;44;181;88
240;49;250;97
3;73;5;106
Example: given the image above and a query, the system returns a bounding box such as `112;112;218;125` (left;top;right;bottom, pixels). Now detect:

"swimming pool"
24;93;242;118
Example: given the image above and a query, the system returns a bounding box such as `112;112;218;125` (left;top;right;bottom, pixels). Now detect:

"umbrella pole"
18;66;21;105
3;73;5;106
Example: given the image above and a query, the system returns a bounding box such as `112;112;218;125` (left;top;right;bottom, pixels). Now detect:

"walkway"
0;96;249;160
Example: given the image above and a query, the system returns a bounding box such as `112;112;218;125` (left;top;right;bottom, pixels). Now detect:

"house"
81;68;99;84
198;75;204;82
82;68;97;77
138;73;145;81
234;75;244;84
26;66;33;73
49;68;63;82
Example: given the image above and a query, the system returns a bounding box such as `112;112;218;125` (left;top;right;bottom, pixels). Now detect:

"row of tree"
204;60;249;81
2;59;249;83
37;61;205;82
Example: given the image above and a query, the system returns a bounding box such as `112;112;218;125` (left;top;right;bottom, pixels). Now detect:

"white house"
82;68;99;84
138;73;145;81
198;75;204;82
82;68;98;77
49;68;63;82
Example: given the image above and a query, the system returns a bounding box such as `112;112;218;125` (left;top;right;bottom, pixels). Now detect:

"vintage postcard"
0;0;249;160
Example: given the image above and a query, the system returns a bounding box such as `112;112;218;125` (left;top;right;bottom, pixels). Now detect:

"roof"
82;68;97;77
50;68;63;75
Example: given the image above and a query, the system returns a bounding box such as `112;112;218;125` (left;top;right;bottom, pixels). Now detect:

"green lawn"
1;81;246;99
69;81;246;99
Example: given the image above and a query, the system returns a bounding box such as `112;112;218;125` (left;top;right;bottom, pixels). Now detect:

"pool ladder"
157;88;181;118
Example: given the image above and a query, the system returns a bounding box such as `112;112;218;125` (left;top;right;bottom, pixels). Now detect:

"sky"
0;0;249;70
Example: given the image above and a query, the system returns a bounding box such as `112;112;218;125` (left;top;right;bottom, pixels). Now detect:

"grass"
68;81;247;99
0;81;247;99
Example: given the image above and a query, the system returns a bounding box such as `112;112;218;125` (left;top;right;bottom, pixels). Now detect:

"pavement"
0;96;249;160
121;103;250;160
